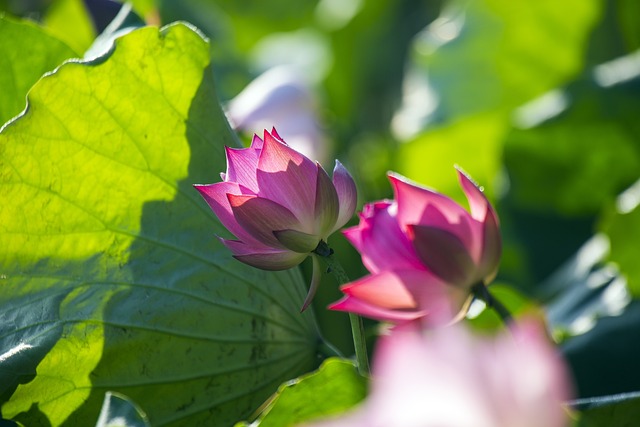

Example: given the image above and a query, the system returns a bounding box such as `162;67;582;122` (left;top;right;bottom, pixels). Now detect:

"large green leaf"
0;15;77;126
237;358;367;427
0;23;318;426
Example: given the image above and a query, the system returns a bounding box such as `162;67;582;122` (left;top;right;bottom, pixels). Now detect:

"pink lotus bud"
303;319;572;427
330;168;501;324
194;128;357;309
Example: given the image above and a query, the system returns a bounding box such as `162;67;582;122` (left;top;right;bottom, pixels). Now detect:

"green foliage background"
1;0;640;425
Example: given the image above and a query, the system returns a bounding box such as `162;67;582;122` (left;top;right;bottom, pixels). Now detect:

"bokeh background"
3;0;640;401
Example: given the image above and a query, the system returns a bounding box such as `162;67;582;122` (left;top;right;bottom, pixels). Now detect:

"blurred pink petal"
303;319;572;427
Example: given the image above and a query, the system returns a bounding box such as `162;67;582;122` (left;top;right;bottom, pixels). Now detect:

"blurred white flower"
226;66;328;163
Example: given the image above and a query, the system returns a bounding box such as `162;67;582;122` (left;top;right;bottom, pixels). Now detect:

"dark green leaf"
563;301;640;398
505;75;640;216
603;191;640;297
543;236;630;336
575;392;640;426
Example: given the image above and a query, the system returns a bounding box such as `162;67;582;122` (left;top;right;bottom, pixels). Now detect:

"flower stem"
314;241;370;376
471;282;513;324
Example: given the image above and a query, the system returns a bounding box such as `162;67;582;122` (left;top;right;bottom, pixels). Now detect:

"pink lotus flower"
303;319;572;427
330;168;501;324
194;128;357;309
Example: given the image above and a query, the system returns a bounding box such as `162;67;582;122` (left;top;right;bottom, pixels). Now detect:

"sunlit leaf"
237;358;367;427
0;23;318;426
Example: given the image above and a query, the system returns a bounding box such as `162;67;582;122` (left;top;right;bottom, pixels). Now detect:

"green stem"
472;281;513;324
314;241;370;376
346;313;369;375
